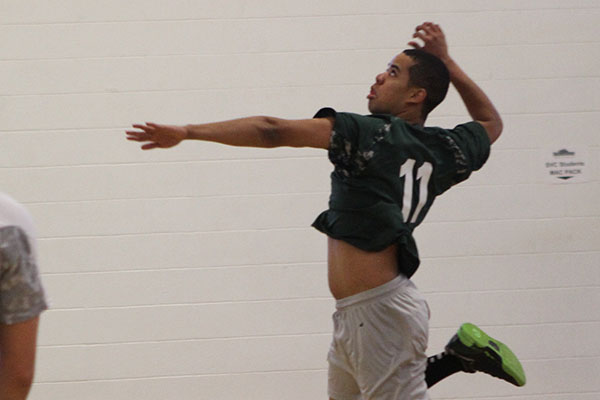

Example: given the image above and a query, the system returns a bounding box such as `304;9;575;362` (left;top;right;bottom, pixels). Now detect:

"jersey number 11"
399;159;433;224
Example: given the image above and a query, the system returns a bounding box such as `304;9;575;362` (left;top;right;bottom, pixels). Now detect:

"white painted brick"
427;184;566;222
2;43;598;98
428;112;600;149
38;299;333;346
0;51;377;96
0;86;366;131
29;370;326;400
2;111;597;169
28;194;328;237
433;77;600;118
1;78;597;134
3;3;599;398
35;334;330;381
2;158;332;202
427;287;600;327
38;229;327;273
414;252;600;293
25;183;598;240
0;128;324;168
1;10;599;60
43;263;329;308
417;217;600;257
449;43;600;81
3;0;598;24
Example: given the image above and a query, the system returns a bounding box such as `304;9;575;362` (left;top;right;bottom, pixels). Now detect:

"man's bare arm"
0;318;40;400
126;116;334;150
409;22;503;143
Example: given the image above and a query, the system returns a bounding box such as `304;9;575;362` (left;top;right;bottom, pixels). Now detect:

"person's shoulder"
423;121;487;135
0;193;29;220
0;192;35;235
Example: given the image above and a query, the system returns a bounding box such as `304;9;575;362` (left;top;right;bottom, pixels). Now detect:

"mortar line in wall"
421;285;600;295
2;75;600;98
2;7;600;27
42;261;326;276
31;216;599;240
36;226;320;240
36;326;600;349
431;320;600;330
0;154;327;169
14;179;599;205
1;110;598;134
38;249;600;276
40;285;598;311
39;331;332;348
43;296;333;311
39;320;600;347
35;323;600;350
1;40;600;62
422;249;600;260
22;191;329;206
33;367;329;385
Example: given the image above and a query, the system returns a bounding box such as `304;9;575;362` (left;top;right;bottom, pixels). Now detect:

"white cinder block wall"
2;1;598;399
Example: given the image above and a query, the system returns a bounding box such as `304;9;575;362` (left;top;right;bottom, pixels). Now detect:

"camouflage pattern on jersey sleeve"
328;116;389;178
0;226;47;324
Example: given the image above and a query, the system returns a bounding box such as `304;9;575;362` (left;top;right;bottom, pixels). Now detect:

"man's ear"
408;87;427;105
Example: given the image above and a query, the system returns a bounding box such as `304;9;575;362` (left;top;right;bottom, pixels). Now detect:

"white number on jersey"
399;159;433;223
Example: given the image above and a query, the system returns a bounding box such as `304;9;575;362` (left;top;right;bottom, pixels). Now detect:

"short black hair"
402;49;450;119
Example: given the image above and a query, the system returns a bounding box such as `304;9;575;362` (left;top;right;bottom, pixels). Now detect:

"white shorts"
328;275;430;400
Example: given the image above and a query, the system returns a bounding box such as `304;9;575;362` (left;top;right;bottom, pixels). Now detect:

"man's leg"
425;322;526;388
425;351;464;387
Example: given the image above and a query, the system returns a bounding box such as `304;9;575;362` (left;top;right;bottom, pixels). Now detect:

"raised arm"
126;116;333;150
408;22;503;143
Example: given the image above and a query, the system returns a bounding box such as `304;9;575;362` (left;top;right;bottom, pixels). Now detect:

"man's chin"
367;101;378;114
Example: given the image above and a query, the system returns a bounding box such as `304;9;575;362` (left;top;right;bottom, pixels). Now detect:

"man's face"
367;53;417;115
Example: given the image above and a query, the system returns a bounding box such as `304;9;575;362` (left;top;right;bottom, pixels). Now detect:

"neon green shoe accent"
451;322;526;387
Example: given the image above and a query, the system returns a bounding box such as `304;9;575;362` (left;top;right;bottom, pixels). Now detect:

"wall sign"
542;147;589;183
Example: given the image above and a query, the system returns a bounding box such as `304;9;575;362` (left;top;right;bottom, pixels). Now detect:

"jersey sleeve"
451;121;491;170
0;226;48;324
439;121;491;188
315;108;360;176
314;107;385;178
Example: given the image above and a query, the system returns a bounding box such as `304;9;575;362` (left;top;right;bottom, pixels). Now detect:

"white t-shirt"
0;192;47;324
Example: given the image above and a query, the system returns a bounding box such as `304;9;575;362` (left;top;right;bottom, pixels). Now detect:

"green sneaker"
445;322;526;387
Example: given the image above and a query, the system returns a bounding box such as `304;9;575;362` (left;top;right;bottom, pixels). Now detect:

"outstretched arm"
409;22;503;143
126;116;334;150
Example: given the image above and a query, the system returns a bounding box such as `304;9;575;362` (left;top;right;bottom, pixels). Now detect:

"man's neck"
395;109;425;126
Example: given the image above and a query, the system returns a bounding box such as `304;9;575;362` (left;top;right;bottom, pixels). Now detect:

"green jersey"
312;108;490;278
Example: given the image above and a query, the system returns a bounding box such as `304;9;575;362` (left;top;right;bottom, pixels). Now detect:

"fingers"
412;21;443;42
141;143;159;150
415;21;442;34
131;123;157;132
407;40;421;49
412;31;427;42
125;129;150;142
408;21;447;54
126;122;157;149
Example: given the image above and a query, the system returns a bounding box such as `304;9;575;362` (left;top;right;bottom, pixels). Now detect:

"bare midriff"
327;237;400;300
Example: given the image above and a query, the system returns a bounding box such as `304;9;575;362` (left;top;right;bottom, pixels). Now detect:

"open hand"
126;122;187;150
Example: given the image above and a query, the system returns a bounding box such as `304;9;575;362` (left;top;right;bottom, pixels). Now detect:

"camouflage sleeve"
314;108;370;177
448;121;491;173
0;226;47;325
